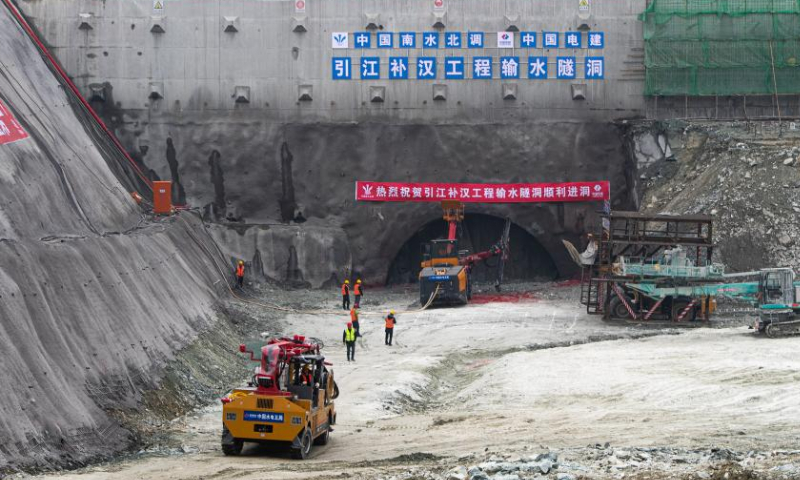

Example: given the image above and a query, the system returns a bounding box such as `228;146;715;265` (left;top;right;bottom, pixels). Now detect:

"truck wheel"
332;381;340;399
609;296;632;319
313;427;330;446
291;429;313;460
221;425;243;456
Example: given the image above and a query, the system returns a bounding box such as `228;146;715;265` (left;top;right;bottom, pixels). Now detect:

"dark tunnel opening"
386;214;559;285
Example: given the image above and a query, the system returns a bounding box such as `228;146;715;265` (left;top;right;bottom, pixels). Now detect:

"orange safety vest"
354;284;362;295
236;265;245;277
341;283;349;295
385;316;394;329
350;308;358;322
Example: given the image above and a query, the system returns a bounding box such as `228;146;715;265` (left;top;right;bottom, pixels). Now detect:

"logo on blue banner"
244;411;285;423
417;57;437;79
585;57;605;79
332;57;352;80
588;32;605;49
361;57;380;79
556;57;576;79
565;32;581;48
444;57;465;79
445;32;462;48
399;32;416;48
528;56;548;79
472;56;492;79
378;32;393;48
543;32;559;48
422;32;439;48
354;32;371;48
521;32;536;48
389;57;409;79
467;32;484;48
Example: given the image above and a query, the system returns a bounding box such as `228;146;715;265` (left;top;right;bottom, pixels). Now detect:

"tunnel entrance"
386;214;559;285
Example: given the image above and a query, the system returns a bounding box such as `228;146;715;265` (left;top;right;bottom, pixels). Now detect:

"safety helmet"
344;280;350;284
347;322;352;327
390;310;395;315
238;260;244;265
357;279;362;284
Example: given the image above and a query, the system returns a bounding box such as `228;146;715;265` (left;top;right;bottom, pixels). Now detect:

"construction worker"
354;279;363;308
343;322;356;362
235;260;245;288
350;307;361;337
341;279;351;310
385;310;397;346
300;365;313;386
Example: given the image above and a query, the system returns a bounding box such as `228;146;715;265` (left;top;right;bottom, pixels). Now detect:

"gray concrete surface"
14;0;644;284
0;6;225;471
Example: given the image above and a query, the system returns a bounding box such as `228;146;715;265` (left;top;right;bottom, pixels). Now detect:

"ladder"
580;266;603;314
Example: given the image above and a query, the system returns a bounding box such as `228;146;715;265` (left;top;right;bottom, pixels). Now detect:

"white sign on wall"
331;32;349;49
579;0;590;12
497;31;514;48
434;0;445;12
295;0;306;14
152;0;164;15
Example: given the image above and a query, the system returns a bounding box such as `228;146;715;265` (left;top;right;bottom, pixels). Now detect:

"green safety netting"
642;0;800;95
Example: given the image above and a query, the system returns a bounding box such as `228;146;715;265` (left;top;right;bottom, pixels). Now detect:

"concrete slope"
0;5;221;471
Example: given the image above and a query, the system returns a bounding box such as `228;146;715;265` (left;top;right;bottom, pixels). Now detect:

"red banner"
0;100;28;146
356;181;609;203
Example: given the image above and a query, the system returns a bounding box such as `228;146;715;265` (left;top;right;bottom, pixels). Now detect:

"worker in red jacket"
354;279;363;308
235;260;245;288
341;279;350;310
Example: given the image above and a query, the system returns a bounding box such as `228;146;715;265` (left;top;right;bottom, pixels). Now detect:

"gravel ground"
16;280;800;480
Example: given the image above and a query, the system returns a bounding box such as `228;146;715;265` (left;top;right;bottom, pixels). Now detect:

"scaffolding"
580;211;716;321
642;0;800;96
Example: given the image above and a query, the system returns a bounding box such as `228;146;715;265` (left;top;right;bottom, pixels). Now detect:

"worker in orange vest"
341;279;350;310
354;279;363;308
384;310;397;346
235;260;245;288
350;307;361;338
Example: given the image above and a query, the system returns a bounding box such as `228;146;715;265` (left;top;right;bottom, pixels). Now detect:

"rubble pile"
374;447;800;480
635;121;800;272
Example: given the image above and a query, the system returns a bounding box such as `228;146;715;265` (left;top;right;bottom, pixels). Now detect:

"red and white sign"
433;0;445;11
0;100;28;146
295;0;306;13
356;181;610;203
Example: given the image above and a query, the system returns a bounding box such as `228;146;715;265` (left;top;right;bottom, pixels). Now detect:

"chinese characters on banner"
331;31;605;80
0;100;29;146
355;181;610;203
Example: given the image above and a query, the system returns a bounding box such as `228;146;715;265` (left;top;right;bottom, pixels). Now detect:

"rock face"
108;121;636;283
0;8;221;471
636;120;800;272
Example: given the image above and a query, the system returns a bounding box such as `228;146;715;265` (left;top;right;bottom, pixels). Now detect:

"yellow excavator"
419;201;511;305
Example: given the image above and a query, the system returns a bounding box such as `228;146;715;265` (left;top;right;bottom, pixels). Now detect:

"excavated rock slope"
0;7;221;472
636;120;800;272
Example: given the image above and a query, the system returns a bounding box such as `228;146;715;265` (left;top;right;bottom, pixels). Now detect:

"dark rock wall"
138;120;634;282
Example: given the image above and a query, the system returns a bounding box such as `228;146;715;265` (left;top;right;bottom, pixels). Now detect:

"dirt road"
27;287;800;479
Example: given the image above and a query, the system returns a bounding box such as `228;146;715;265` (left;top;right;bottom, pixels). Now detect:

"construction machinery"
572;211;800;335
419;201;511;305
221;335;338;459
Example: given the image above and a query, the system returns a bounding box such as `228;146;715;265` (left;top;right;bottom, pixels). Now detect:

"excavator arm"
460;217;511;291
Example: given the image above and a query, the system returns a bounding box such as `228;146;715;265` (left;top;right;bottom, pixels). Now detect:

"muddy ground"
17;282;800;480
